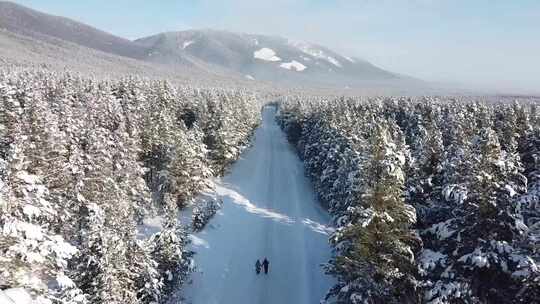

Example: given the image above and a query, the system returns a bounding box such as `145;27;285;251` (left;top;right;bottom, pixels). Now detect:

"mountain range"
136;29;397;85
0;1;425;91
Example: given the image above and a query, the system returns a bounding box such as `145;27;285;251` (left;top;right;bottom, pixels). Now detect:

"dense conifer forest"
277;96;540;304
0;69;260;304
2;68;540;304
1;2;539;303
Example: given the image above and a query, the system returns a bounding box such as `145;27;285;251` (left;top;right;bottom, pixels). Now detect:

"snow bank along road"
182;106;335;304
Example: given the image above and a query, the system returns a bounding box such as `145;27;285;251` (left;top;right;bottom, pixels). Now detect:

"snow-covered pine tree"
406;118;445;230
0;82;86;303
1;68;260;303
328;122;419;304
167;124;210;208
420;127;536;303
516;123;540;302
69;86;148;304
149;192;192;300
277;95;540;304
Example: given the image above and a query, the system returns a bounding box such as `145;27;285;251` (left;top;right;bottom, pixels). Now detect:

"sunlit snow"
419;249;447;273
22;205;41;218
0;288;33;304
326;56;342;67
182;40;195;49
253;48;281;62
137;215;163;239
289;40;342;67
280;60;307;72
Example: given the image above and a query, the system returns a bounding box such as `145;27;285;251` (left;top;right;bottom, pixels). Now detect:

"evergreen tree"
328;122;419;304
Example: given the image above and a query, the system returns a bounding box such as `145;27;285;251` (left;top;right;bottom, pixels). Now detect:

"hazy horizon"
6;0;540;95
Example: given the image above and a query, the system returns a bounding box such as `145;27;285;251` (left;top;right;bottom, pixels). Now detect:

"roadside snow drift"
0;288;33;304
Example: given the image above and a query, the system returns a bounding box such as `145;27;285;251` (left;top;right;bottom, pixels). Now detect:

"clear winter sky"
10;0;540;94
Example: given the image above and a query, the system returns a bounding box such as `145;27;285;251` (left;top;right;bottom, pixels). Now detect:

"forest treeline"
277;96;540;304
0;69;260;304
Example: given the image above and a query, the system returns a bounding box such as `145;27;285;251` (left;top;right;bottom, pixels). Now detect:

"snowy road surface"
181;106;335;304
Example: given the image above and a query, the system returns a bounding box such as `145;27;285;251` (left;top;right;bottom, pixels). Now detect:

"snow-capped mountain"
0;2;249;87
0;1;412;89
136;29;398;85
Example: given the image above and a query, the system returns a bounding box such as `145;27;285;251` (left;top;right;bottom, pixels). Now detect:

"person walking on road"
255;259;261;275
262;258;269;274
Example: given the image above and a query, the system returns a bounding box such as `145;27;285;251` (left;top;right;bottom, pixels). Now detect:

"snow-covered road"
181;106;335;304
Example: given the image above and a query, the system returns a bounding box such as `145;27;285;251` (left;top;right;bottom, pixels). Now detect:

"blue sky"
10;0;540;93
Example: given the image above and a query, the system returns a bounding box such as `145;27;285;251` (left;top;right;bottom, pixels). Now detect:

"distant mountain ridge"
0;1;416;89
135;29;398;85
0;1;147;59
